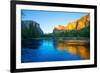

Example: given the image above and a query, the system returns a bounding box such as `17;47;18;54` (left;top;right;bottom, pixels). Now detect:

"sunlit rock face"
54;15;90;31
77;15;90;30
55;25;67;30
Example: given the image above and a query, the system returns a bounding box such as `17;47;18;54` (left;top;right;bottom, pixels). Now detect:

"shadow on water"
21;39;42;49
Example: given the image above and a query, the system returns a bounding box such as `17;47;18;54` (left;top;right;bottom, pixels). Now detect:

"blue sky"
21;10;88;33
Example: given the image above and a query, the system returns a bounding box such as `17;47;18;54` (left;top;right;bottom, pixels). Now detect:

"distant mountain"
53;15;90;32
21;20;43;39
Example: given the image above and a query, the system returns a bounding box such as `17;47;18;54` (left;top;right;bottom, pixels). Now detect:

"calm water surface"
21;39;90;63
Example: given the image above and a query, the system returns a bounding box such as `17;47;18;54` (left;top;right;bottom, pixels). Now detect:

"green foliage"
78;25;90;37
53;25;90;37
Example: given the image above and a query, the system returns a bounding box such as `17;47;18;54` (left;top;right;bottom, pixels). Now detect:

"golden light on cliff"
55;25;65;30
77;20;86;30
54;15;90;31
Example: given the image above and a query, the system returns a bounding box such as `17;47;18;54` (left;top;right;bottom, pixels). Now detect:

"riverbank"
57;40;89;45
22;37;90;46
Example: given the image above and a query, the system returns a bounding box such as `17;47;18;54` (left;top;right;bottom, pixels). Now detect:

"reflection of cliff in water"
21;39;42;49
53;40;90;60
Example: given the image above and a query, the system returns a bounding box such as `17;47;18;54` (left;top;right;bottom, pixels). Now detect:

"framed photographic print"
11;0;97;72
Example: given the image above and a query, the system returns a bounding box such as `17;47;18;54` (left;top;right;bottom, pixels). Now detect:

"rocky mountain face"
53;15;90;33
21;20;43;39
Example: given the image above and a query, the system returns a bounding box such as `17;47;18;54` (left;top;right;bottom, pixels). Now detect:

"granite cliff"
53;15;90;33
21;20;43;39
53;15;90;37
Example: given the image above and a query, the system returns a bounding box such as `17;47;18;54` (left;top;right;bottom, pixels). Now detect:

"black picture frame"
10;1;97;73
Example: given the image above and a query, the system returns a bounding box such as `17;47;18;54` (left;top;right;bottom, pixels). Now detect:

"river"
21;39;90;63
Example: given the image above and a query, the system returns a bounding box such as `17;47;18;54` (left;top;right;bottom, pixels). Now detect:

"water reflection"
21;39;42;49
21;39;90;63
55;40;90;59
